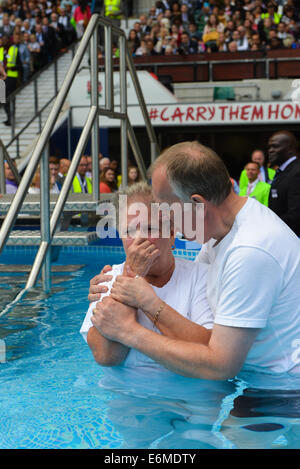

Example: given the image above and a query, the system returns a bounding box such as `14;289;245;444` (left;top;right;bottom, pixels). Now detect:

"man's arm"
110;275;212;344
87;325;129;367
94;299;260;380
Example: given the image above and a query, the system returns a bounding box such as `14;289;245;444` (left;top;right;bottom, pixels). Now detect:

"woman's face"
105;169;115;182
128;167;138;181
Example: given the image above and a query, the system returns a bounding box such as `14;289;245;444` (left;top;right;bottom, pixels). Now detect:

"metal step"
0;193;117;215
6;230;98;246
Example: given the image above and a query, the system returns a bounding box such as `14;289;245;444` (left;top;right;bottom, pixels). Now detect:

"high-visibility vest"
260;12;282;24
104;0;122;19
72;174;92;193
239;167;275;191
239;181;271;207
0;47;4;63
7;45;19;78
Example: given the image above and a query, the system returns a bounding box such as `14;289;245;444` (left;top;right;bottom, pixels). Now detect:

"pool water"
0;247;299;449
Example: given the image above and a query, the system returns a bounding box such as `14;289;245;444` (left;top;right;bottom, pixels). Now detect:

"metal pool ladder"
0;14;159;293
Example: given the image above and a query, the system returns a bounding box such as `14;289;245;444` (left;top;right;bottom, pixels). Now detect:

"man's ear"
190;194;205;205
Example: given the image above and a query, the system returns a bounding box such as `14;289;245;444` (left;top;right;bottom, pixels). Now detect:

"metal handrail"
4;41;77;156
0;14;160;293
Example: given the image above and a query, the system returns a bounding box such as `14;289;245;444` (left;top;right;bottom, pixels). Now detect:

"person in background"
28;160;63;194
99;156;111;173
127;165;141;186
85;155;92;178
99;167;117;193
18;32;31;82
3;160;18;194
72;155;92;193
3;33;22;126
73;0;91;39
28;166;41;194
57;157;71;186
49;156;62;193
239;161;271;206
103;0;123;28
28;32;42;72
58;6;77;46
239;149;275;190
268;130;300;237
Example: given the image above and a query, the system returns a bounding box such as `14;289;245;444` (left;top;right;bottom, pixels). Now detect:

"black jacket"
268;158;300;236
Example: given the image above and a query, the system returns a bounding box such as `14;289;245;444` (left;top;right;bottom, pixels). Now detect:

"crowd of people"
2;152;141;196
125;0;300;56
3;129;300;238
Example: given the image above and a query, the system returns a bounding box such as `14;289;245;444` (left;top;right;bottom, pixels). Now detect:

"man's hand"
110;275;160;313
91;296;138;342
88;265;113;302
125;237;160;277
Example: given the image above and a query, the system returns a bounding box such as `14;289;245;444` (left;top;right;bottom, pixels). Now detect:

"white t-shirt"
80;257;213;371
196;197;300;378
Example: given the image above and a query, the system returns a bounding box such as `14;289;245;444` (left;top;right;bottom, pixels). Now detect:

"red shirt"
99;182;112;193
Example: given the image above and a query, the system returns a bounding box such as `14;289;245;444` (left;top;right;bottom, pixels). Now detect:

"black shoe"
3;120;11;126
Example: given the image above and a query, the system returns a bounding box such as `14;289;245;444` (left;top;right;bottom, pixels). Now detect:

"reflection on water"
0;274;69;361
98;369;300;449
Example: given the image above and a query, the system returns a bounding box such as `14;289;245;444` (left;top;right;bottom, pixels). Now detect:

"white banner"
68;71;300;127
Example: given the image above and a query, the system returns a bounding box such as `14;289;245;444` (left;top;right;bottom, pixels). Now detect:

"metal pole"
54;60;58;96
91;26;99;202
40;144;51;292
125;48;159;158
67;108;72;160
119;35;127;188
105;24;114;111
0;14;100;254
127;119;147;181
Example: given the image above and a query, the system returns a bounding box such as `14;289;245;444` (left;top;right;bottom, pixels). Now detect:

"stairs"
0;47;82;164
0;193;116;247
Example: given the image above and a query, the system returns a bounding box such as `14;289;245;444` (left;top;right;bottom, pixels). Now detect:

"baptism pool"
0;246;299;449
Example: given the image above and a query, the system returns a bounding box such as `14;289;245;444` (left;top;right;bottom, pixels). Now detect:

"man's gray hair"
149;141;232;205
119;181;153;201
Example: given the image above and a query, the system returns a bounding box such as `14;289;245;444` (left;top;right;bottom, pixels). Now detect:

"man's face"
59;159;70;175
77;158;88;177
181;34;189;44
268;134;292;166
251;151;265;167
245;163;260;182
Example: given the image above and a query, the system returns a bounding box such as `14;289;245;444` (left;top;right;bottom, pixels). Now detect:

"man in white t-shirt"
89;141;300;387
